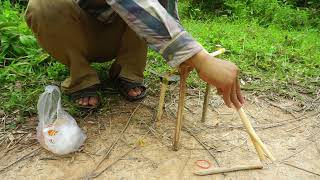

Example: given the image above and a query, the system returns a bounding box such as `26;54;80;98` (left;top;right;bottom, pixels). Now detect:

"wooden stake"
173;48;226;150
173;65;190;151
155;74;169;126
170;47;274;162
201;83;211;122
194;164;263;176
201;48;226;123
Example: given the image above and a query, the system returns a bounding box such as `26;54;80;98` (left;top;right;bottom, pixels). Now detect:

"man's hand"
184;50;245;109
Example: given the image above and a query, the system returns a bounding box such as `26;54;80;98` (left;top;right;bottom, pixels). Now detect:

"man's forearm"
105;0;203;67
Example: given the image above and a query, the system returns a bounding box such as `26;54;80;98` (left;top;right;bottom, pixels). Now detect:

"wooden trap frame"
155;48;275;163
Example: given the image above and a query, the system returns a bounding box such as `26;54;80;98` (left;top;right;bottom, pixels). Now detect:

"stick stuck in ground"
173;48;226;151
173;65;190;151
200;48;226;123
201;84;211;122
155;74;169;126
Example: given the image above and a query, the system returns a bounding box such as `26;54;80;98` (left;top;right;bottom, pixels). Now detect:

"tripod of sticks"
156;48;275;162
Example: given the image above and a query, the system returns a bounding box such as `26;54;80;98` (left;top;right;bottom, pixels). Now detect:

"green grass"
182;18;320;96
1;0;319;121
147;17;320;98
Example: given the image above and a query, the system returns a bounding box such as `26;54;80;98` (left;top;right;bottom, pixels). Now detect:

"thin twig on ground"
314;140;320;155
267;101;298;118
87;146;138;179
88;124;153;179
178;149;191;179
184;126;220;167
6;134;24;149
0;147;41;173
279;142;313;163
283;162;320;177
141;120;170;147
86;104;141;178
223;112;317;131
216;138;248;153
81;150;96;163
285;121;309;132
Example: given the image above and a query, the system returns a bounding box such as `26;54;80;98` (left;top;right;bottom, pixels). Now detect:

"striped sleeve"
158;0;179;20
105;0;203;67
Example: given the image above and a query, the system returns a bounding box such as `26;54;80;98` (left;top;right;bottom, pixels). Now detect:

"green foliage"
0;1;68;115
0;0;319;119
0;2;37;62
181;18;320;96
186;0;320;29
284;0;320;8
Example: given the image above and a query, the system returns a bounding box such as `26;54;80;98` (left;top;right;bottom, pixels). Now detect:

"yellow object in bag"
37;85;86;155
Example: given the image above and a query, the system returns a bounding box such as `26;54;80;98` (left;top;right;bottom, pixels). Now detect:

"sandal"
114;78;147;102
69;84;101;109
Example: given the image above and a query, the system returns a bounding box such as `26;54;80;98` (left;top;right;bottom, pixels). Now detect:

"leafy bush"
1;0;319;118
0;1;69;115
186;0;320;29
0;1;38;62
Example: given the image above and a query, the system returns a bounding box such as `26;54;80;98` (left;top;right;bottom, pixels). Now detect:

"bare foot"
76;87;142;107
76;96;99;107
127;87;142;97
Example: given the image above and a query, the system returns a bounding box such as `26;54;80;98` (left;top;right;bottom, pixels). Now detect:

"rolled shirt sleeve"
105;0;203;67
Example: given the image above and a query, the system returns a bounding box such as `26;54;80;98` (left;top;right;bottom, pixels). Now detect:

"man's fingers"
231;82;242;109
221;80;243;109
236;78;245;104
222;87;232;108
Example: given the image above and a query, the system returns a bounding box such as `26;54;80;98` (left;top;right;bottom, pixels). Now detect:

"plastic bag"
36;85;86;155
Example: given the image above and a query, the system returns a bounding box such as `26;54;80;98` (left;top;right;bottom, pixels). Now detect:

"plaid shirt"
77;0;203;67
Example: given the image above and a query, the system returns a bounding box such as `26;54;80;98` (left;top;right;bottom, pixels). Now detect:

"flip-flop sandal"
70;84;101;109
115;78;147;102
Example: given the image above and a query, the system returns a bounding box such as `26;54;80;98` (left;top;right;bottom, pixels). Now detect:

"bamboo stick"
205;48;274;161
171;47;275;162
155;74;169;126
209;48;226;56
173;48;226;150
194;164;263;176
201;83;211;122
237;108;275;161
250;134;266;161
173;65;189;151
201;48;226;123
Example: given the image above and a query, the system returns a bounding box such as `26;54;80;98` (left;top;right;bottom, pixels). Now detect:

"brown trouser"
25;0;147;94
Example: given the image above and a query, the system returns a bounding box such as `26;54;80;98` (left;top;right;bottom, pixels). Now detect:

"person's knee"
25;0;79;30
24;0;39;29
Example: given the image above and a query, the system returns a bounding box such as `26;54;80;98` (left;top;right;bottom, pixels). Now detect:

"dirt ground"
0;89;320;180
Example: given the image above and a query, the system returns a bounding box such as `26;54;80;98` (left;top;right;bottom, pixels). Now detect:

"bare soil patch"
1;90;319;180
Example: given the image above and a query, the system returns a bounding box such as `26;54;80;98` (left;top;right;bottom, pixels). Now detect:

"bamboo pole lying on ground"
194;164;263;176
